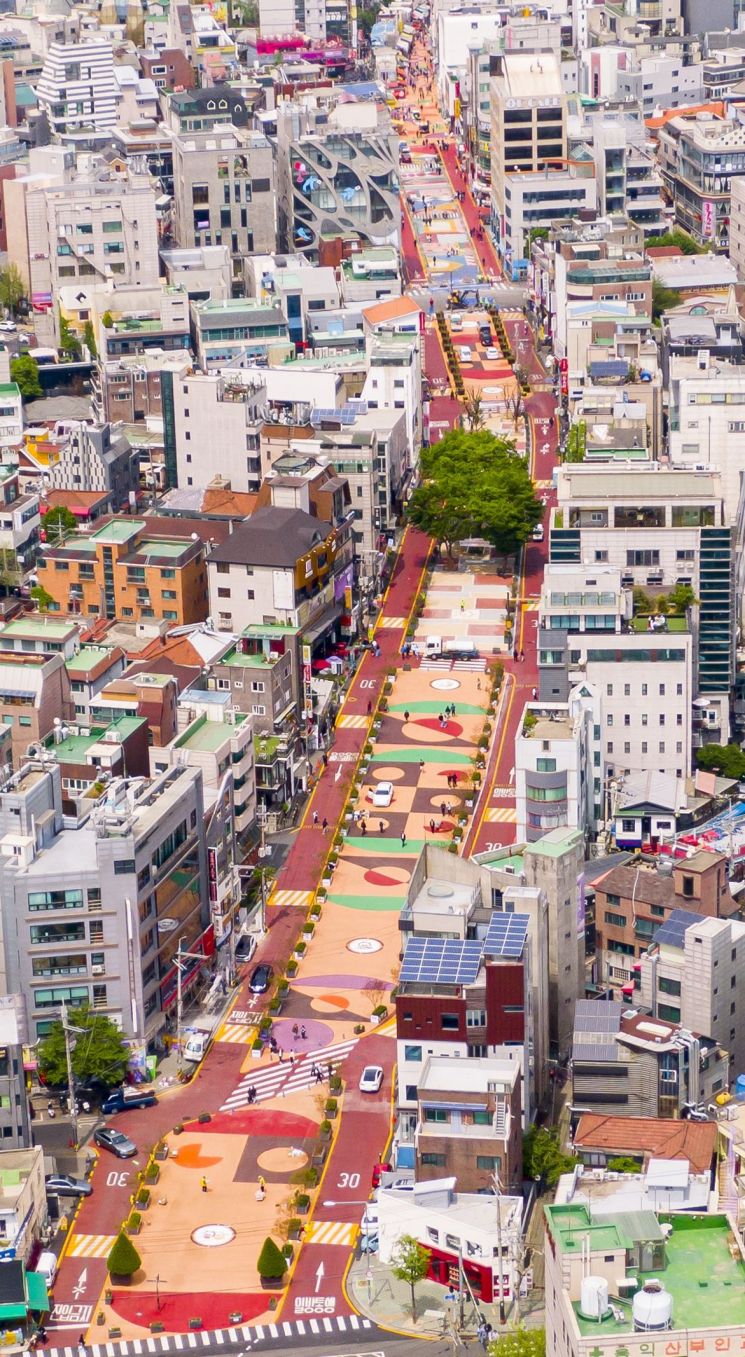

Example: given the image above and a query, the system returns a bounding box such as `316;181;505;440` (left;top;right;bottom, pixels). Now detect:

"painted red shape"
190;1109;318;1137
109;1289;272;1333
364;869;402;887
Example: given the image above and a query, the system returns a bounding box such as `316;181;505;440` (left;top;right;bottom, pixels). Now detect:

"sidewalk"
347;1253;529;1339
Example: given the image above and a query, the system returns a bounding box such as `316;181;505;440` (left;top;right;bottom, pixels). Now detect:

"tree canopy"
696;743;745;781
10;353;41;401
523;1125;578;1189
407;430;542;557
391;1234;431;1321
488;1327;546;1357
42;505;77;544
59;312;82;362
652;277;682;323
645;229;704;256
0;264;26;316
107;1231;141;1279
257;1236;286;1279
38;1003;129;1088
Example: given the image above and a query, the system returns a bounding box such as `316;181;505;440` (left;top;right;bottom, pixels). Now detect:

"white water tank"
580;1276;610;1321
633;1280;673;1332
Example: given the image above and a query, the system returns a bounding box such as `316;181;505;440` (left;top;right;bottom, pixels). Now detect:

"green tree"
107;1231;141;1280
101;310;114;329
564;421;586;463
257;1236;287;1280
407;430;542;559
652;278;682;324
696;743;745;780
645;229;703;256
10;353;41;401
38;1003;129;1087
667;582;697;613
30;584;54;612
488;1327;546;1357
59;312;82;362
523;1125;578;1189
83;319;97;359
357;0;382;34
42;505;77;544
607;1156;642;1174
0;264;26;316
391;1234;431;1321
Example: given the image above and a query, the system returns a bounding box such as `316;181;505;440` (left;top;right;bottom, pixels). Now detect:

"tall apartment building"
0;999;31;1149
514;688;598;842
171;125;275;291
36;517;209;626
35;40;117;136
669;362;745;522
549;466;733;726
0;762;210;1044
639;909;745;1077
167;371;266;494
489;51;567;266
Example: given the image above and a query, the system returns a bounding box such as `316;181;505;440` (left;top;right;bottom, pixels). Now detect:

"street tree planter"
153;1143;168;1163
295;1193;311;1215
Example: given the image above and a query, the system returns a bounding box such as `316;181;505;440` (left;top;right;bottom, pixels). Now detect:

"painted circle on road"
347;938;383;954
191;1225;236;1248
257;1147;307;1172
373;766;405;781
430;677;459;690
274;1017;335;1052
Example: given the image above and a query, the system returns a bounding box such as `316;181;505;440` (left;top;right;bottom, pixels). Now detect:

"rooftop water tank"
633;1280;673;1332
579;1276;610;1322
735;1074;745;1098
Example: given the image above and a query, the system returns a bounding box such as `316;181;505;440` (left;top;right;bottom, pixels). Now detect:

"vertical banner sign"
560;355;569;397
208;846;218;905
302;643;312;719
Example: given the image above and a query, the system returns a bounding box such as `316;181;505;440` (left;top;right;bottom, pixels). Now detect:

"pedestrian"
322;817;329;833
532;687;537;700
300;1025;307;1039
315;1067;324;1084
401;831;407;847
322;752;328;767
477;1321;489;1351
404;709;410;721
200;1175;208;1192
430;818;436;833
519;651;525;662
327;1061;334;1080
420;759;425;771
460;599;465;612
78;1339;87;1355
441;801;446;817
367;700;373;715
292;1023;299;1038
361;819;367;836
379;820;385;834
258;1175;266;1192
313;810;319;825
477;677;481;690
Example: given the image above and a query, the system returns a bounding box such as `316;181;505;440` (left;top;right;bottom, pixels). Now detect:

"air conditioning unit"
91;963;105;975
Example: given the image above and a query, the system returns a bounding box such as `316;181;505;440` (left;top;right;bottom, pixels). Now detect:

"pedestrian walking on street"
200;1176;208;1193
404;710;410;721
300;1025;307;1040
322;817;329;833
460;599;466;612
367;700;373;715
379;820;384;835
258;1176;266;1192
401;831;407;847
327;1061;334;1080
292;1023;299;1038
477;1321;489;1351
361;819;367;836
322;752;328;767
532;687;537;700
312;810;319;825
440;801;446;817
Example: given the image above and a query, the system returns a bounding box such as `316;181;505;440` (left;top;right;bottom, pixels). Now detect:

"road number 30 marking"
337;1172;360;1189
106;1171;130;1188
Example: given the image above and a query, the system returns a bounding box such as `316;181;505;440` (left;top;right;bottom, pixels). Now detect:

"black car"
479;325;492;346
249;962;273;994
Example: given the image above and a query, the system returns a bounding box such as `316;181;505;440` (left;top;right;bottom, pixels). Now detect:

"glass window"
404;1045;422;1061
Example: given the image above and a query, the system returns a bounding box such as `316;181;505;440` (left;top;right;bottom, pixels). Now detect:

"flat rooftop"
65;645;119;674
0;618;77;640
176;714;246;752
546;1206;745;1335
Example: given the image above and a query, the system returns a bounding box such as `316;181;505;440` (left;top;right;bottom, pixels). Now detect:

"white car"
359;1065;384;1094
485;346;500;360
460;346;473;363
0;321;16;332
361;1203;380;1230
372;782;394;808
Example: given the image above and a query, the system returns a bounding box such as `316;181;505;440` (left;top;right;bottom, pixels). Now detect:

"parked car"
102;1086;157;1114
93;1126;137;1158
532;524;544;541
45;1175;92;1198
359;1231;379;1254
235;933;257;963
0;321;16;333
359;1065;384;1094
372;1160;392;1187
372;782;394;809
460;346;473;363
485;346;500;360
249;962;273;994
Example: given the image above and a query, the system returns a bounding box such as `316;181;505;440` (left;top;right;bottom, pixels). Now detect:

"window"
441;1013;459;1030
424;1107;448;1122
605;911;627;927
421;1153;446;1167
28;889;84;911
466;1009;486;1027
682;875;694;898
476;1156;501;1171
659;976;681;996
114;860;135;876
404;1045;422;1061
658;1004;681;1023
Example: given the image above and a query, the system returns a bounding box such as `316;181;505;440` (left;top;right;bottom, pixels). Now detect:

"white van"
37;1252;58;1289
425;636;442;656
532;524;544;541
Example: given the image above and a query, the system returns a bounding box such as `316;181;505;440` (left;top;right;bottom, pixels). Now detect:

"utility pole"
493;1171;507;1325
60;1001;78;1151
174;939;207;1071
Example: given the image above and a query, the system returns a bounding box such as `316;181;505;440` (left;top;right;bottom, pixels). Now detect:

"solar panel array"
654;907;705;951
483;913;529;958
400;938;483;986
310;403;368;427
573;1000;623;1063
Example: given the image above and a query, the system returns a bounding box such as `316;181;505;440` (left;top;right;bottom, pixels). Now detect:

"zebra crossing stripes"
381;615;406;628
419;657;452;670
215;1022;256;1045
485;806;517;823
67;1234;116;1259
336;714;368;729
219;1036;359;1111
305;1219;359;1246
269;889;314;910
453;656;487;671
44;1314;375;1357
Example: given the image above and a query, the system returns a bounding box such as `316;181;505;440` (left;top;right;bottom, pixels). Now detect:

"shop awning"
26;1273;48;1313
0;1304;27;1320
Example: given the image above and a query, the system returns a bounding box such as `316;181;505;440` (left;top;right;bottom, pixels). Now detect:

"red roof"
573;1114;717;1174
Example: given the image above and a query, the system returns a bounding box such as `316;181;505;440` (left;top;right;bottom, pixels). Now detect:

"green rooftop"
176;713;246;753
546;1206;745;1336
0;618;76;639
91;520;145;545
46;717;144;761
65;645;118;673
0;384;20;398
243;623;299;638
221;647;275;669
632;615;688;633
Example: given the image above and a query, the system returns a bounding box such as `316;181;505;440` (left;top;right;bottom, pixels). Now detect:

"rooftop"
546;1205;745;1335
0;618;78;640
65;645;120;675
175;713;246;753
573;1113;717;1174
44;717;143;762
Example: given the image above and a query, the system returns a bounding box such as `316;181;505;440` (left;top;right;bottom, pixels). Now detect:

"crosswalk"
269;889;314;910
453;656;487;671
485;806;517;823
220;1037;359;1111
306;1219;359;1246
336;714;368;729
381;615;406;628
67;1233;115;1259
215;1022;256;1045
419;657;452;670
45;1313;375;1357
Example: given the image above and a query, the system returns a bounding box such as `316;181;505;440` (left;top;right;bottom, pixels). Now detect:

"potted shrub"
135;1186;150;1210
372;1003;387;1020
269;996;283;1016
319;1119;332;1139
286;959;298;977
330;1074;343;1094
282;1243;294;1264
144;1162;160;1184
257;1237;287;1290
251;1036;263;1057
287;1217;302;1240
108;1231;141;1284
294;1192;311;1216
277;977;290;996
126;1210;142;1235
153;1141;168;1162
303;920;315;939
325;1097;338;1118
310;903;321;919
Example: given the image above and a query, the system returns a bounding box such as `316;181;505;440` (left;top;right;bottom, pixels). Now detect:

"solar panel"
400;937;483;986
654;907;705;950
574;1000;623;1034
310;406;359;427
483;912;529;959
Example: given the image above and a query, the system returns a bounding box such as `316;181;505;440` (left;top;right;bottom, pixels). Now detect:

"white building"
639;910;745;1079
36;39;117;135
515;685;599;841
171;371;266;494
669;360;745;522
501;167;596;273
